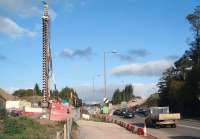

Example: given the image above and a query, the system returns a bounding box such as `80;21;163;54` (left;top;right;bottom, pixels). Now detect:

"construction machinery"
41;1;52;108
145;107;180;128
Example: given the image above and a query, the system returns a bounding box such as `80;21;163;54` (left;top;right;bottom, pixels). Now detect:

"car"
123;110;134;118
10;110;22;117
113;109;122;116
137;108;149;116
121;108;128;116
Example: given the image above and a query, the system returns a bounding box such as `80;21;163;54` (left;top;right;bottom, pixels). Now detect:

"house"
0;88;15;109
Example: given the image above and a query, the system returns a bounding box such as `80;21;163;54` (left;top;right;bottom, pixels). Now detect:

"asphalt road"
112;114;200;139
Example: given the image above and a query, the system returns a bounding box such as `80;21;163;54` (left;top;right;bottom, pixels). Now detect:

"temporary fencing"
49;101;69;121
56;118;73;139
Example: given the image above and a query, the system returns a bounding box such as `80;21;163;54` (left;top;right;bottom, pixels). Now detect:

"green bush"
3;117;25;135
1;116;60;138
0;108;7;119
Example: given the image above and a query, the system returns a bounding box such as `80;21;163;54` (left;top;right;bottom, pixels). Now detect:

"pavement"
112;114;200;139
76;120;145;139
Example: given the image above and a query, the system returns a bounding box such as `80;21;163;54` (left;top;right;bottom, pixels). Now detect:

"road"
112;114;200;139
77;120;144;139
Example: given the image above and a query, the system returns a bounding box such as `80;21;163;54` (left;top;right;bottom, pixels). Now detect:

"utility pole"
92;74;101;101
32;87;35;107
92;76;95;100
121;80;125;101
103;51;118;98
104;51;107;98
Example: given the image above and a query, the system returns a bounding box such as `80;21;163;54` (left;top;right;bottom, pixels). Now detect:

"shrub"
3;117;24;135
0;108;7;119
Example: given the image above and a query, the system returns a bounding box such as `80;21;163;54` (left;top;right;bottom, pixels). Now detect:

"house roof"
0;88;15;100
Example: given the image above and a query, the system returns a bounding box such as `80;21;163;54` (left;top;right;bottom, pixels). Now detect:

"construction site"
1;1;200;139
0;2;81;139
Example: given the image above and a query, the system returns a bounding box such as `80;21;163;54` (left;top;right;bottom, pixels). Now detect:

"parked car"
10;110;22;117
123;110;135;118
113;109;122;116
137;108;149;116
121;108;128;116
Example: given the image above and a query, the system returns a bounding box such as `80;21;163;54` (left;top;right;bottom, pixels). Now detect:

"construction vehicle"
145;107;180;128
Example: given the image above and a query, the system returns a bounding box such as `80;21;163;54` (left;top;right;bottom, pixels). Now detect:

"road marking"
177;124;200;130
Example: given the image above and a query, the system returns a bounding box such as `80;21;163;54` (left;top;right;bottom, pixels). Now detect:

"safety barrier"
89;114;149;137
82;114;90;120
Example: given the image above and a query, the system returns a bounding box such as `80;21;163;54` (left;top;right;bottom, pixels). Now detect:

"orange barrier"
126;124;133;131
49;101;69;121
106;117;154;138
22;112;41;116
105;116;113;122
137;127;144;135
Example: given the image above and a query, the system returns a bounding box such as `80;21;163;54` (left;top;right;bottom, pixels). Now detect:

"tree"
34;83;42;96
13;89;33;97
124;84;134;101
157;6;200;117
59;86;79;106
142;93;160;107
112;89;122;104
112;84;135;104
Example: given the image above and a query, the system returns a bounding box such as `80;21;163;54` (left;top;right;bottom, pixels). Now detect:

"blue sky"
0;0;199;101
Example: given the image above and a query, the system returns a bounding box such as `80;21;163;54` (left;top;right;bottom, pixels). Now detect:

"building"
0;88;15;109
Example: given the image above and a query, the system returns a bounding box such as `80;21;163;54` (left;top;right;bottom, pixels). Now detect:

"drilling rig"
41;1;51;108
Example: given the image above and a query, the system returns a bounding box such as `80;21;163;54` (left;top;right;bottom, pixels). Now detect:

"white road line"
177;124;200;130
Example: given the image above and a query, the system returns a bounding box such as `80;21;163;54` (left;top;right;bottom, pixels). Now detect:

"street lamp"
92;74;101;101
121;80;125;101
103;51;119;98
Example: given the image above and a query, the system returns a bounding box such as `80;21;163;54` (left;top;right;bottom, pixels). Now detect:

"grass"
0;116;63;139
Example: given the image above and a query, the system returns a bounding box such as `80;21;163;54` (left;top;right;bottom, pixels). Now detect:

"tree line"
112;84;134;104
13;84;81;106
157;6;200;117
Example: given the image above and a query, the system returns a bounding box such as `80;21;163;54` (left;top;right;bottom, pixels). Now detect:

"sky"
0;0;199;102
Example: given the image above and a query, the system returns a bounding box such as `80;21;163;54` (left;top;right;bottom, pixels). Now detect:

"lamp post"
92;74;101;101
103;51;118;98
121;80;125;101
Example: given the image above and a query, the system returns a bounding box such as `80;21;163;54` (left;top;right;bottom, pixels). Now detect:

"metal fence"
56;118;73;139
56;108;80;139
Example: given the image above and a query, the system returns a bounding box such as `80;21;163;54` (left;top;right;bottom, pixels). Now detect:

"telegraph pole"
103;51;118;98
103;51;107;98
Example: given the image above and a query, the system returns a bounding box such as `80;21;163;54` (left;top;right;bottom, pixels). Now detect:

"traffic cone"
144;123;147;136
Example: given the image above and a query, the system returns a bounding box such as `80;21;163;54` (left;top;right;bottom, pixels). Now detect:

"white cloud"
50;0;88;13
0;0;29;11
49;8;57;21
111;59;174;76
0;16;35;37
0;0;57;20
20;7;57;21
19;6;41;18
133;83;158;98
73;83;158;103
59;47;92;60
